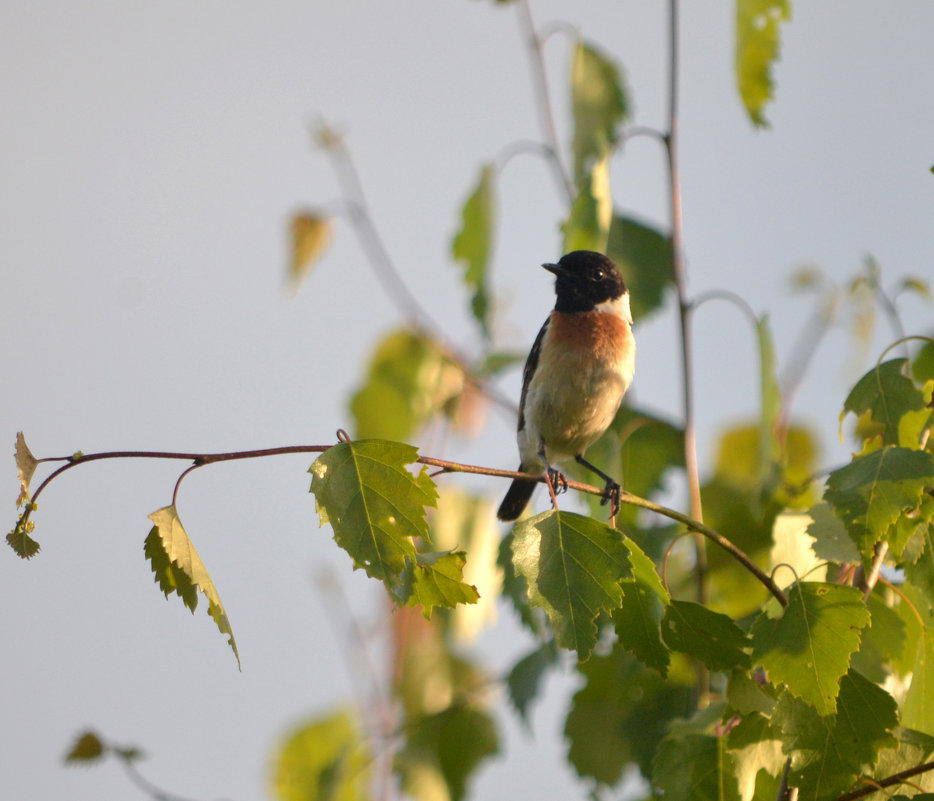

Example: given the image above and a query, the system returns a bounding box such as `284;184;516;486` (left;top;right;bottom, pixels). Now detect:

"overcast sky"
3;3;934;800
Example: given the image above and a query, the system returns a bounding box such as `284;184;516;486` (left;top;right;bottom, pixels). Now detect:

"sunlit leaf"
661;600;751;672
840;359;930;449
727;669;777;716
310;440;438;608
14;431;38;507
805;501;861;565
770;509;827;590
851;591;908;683
735;0;791;126
874;727;934;792
147;505;240;669
750;582;869;715
570;41;627;182
903;618;934;736
7;510;40;559
510;510;631;659
396;705;499;801
725;714;784;801
350;329;465;442
430;488;502;642
270;707;371;801
824;446;934;560
288;212;332;289
64;730;105;763
400;550;479;619
451;164;496;338
606;215;673;322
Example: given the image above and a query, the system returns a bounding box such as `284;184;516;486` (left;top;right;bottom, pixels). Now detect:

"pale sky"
3;3;933;800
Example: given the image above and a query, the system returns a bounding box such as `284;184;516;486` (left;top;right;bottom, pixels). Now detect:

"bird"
497;250;635;522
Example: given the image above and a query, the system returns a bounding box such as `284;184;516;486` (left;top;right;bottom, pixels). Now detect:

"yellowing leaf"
64;730;105;763
288;212;332;289
146;505;240;669
562;155;612;254
270;707;371;801
15;431;38;506
350;329;465;442
400;550;480;620
735;0;791;127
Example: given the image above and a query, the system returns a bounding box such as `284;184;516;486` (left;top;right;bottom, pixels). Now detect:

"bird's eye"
593;270;605;281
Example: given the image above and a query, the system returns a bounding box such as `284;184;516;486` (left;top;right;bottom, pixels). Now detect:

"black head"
542;251;627;313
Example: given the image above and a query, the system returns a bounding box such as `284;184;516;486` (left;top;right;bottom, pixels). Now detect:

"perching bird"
497;250;635;521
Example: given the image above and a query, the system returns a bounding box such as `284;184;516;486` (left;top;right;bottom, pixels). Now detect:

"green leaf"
451;164;496;338
497;530;539;635
840;359;930;448
805;501;861;564
774;671;898;795
750;582;869;715
146;505;240;669
64;730;105;763
653;733;741;801
399;550;480;619
904;624;934;735
396;706;499;801
614;538;670;676
725;714;784;801
565;647;693;784
661;600;751;672
14;431;38;507
852;592;908;683
288;212;332;290
561;154;611;254
509;510;631;659
757;315;781;479
350;329;465;441
7;509;40;559
570;41;627;182
505;644;557;725
823;446;934;560
735;0;791;127
875;727;934;793
905;519;934;615
727;669;776;716
269;707;371;801
912;340;934;383
309;439;438;605
606;215;674;322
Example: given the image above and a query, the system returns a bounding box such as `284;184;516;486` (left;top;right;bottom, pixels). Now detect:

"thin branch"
835;760;934;801
15;438;787;607
517;0;575;202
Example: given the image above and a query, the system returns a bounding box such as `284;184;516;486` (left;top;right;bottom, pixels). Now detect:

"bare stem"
517;0;575;202
834;759;934;801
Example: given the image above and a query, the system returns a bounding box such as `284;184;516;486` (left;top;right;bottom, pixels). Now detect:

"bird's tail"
497;473;537;521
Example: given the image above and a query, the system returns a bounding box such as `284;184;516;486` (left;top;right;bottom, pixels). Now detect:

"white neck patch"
595;292;632;324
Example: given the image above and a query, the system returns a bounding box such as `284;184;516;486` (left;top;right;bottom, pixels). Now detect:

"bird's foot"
547;468;569;495
600;480;621;516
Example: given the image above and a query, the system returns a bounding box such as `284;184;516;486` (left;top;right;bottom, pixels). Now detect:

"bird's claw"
547;468;569;495
600;481;621;515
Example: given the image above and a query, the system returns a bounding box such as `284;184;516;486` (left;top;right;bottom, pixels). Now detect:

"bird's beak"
542;262;567;277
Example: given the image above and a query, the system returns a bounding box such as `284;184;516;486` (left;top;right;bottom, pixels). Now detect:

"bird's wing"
517;315;550;433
